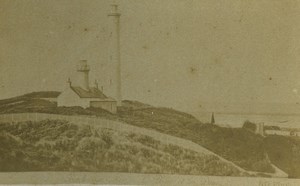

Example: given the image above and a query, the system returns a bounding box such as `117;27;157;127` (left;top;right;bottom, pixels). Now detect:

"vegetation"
264;135;300;178
0;99;116;120
0;92;276;174
117;106;275;173
0;91;60;105
0;120;244;176
22;91;61;98
242;120;257;133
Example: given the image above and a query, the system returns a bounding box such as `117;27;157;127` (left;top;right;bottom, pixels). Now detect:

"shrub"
101;130;114;148
242;120;257;133
76;137;106;152
251;159;275;173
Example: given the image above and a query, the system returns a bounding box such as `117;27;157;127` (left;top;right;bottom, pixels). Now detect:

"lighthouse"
108;4;122;106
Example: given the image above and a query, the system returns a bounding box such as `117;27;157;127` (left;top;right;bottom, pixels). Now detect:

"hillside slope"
0;92;285;176
0;119;245;176
264;135;300;178
117;106;275;174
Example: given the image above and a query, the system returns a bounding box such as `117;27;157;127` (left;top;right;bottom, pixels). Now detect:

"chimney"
211;112;215;124
94;80;99;89
108;4;122;106
77;60;90;91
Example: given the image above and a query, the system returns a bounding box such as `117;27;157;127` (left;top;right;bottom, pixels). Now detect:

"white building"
57;60;117;113
265;130;300;137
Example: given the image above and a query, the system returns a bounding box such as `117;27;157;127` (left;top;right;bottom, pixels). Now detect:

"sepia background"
1;0;300;185
1;0;300;115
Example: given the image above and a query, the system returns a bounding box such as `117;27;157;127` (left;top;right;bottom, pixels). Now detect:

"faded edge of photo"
0;172;300;186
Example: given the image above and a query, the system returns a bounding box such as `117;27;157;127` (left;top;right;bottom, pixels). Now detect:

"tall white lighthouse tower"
108;4;122;106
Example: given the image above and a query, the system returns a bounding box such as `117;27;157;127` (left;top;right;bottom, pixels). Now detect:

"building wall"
57;88;90;108
255;123;264;136
90;101;117;113
290;131;300;137
265;130;291;136
58;87;117;113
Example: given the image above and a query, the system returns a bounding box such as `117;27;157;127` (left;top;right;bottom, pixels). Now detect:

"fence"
0;112;271;175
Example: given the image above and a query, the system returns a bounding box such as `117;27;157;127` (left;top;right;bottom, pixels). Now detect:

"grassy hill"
0;91;293;176
117;106;274;174
0;119;245;176
264;135;300;178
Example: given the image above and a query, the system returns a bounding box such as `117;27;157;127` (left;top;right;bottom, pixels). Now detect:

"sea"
194;112;300;129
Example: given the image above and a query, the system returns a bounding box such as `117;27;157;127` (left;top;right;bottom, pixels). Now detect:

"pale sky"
1;0;300;113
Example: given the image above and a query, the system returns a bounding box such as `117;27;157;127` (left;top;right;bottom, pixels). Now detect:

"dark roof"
71;86;108;99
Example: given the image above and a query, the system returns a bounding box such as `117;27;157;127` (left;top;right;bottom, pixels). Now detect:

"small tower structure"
255;122;265;136
211;112;215;124
67;78;72;87
77;60;90;91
